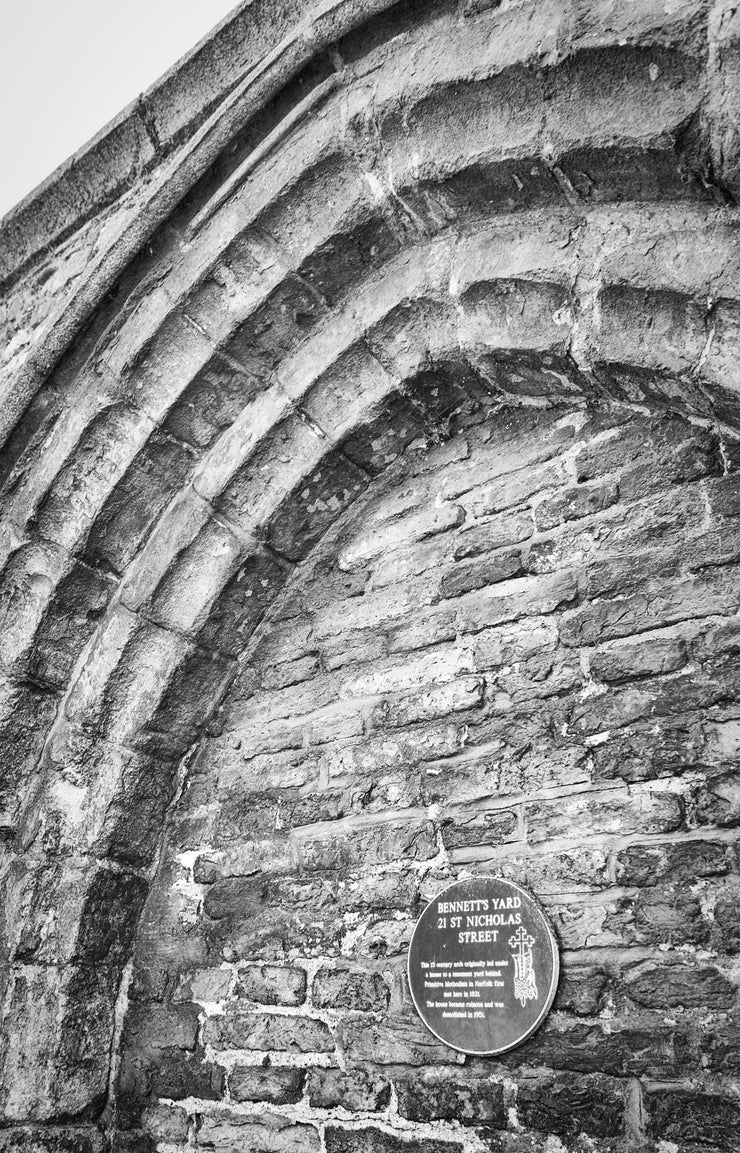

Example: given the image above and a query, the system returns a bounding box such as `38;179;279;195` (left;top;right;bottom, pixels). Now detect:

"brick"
526;789;683;843
197;1112;320;1152
306;1068;390;1112
203;1011;334;1053
371;677;484;728
236;965;307;1007
623;963;737;1009
312;968;390;1012
325;1128;463;1153
553;965;608;1016
592;719;705;783
516;1073;624;1140
534;479;619;531
615;840;731;886
713;886;740;954
590;632;688;682
229;1065;305;1105
441;809;519;851
560;568;740;647
395;1071;505;1126
338;1017;463;1066
646;1089;740;1151
463;460;567;519
149;1050;224;1101
603;888;708;946
696;770;740;827
701;1022;740;1072
298;817;437;872
440;551;523;599
453;510;534;559
504;1021;689;1078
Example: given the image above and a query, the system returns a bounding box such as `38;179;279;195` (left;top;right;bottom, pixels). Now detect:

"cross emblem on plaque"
508;925;538;1007
509;926;535;953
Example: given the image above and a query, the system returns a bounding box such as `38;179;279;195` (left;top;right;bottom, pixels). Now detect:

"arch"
1;0;740;1141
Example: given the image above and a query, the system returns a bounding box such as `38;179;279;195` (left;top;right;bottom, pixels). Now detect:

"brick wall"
117;401;740;1152
3;1;740;1147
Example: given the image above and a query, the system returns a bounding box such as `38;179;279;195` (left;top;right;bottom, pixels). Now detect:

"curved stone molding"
0;0;739;1147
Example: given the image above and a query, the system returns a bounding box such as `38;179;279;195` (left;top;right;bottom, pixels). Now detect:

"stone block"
338;1017;463;1066
526;789;683;843
516;1072;624;1140
603;887;708;947
646;1089;740;1151
696;770;740;827
174;967;232;1006
712;887;740;954
534;479;619;532
701;1021;740;1072
83;430;196;576
197;1111;320;1152
614;840;731;886
306;1067;390;1112
453;510;534;559
229;1065;304;1104
325;1128;463;1153
441;809;519;851
395;1070;505;1126
196;550;288;658
371;677;484;728
0;1129;107;1152
299;817;437;872
236;965;307;1007
312;968;390;1013
502;1020;688;1079
149;1049;224;1101
463;460;566;519
623;963;737;1009
553;965;609;1016
268;448;370;562
440;551;523;599
203;1011;334;1053
590;632;688;683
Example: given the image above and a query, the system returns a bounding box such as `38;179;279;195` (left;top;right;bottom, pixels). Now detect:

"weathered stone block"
553;965;608;1016
440;551;523;599
615;840;731;886
312;968;390;1013
441;809;519;851
623;963;737;1009
590;632;688;683
646;1088;740;1151
203;1011;334;1053
516;1073;624;1140
534;479;619;532
149;1049;224;1101
236;965;307;1007
229;1065;304;1104
526;789;683;843
696;770;740;827
197;1111;320;1151
395;1071;505;1126
371;677;484;728
306;1068;390;1112
338;1017;462;1066
325;1127;463;1153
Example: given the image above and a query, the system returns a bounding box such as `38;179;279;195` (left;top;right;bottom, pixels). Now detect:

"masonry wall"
117;400;740;1153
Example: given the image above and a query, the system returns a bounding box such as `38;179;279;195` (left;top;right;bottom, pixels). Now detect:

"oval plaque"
408;876;559;1055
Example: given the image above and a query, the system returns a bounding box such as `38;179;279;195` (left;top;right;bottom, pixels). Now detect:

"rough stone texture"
1;1;740;1151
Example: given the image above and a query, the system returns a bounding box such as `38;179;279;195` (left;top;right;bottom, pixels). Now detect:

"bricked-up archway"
1;1;740;1149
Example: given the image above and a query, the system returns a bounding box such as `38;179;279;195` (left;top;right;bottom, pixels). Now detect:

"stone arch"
1;0;740;1147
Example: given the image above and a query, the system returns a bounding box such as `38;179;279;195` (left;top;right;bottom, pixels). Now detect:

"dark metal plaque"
407;877;559;1055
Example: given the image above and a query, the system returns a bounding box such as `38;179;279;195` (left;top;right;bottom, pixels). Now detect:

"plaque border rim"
407;875;560;1057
